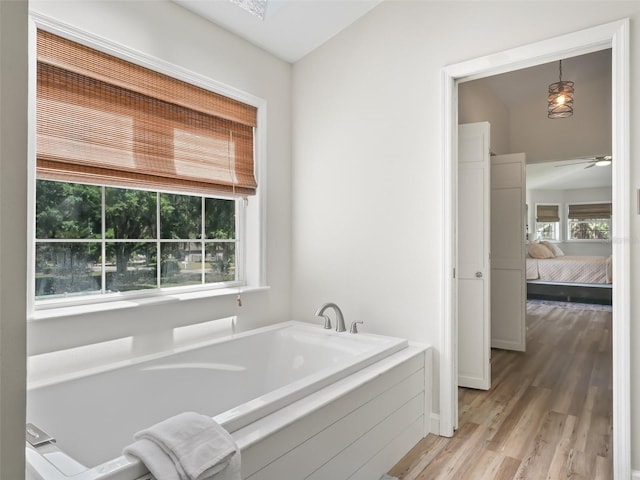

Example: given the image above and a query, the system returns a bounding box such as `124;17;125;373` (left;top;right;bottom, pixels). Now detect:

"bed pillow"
527;242;555;259
541;241;564;257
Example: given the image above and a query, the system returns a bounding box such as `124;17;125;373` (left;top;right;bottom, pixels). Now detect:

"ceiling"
173;0;384;63
526;159;612;190
174;1;611;191
481;49;611;110
481;50;612;191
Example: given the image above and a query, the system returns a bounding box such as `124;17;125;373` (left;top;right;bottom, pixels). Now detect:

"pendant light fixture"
547;60;574;119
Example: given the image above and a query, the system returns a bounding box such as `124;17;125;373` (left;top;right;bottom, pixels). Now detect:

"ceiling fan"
554;155;612;169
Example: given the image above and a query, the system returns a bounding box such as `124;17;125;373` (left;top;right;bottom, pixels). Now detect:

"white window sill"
565;239;610;243
29;285;270;321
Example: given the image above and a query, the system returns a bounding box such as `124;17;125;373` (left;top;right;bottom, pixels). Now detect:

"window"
35;30;258;303
35;181;238;298
567;202;611;240
535;204;560;241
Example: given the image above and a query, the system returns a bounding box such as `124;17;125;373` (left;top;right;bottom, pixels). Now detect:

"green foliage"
105;187;156;239
535;222;558;241
35;180;238;297
160;193;201;239
36;181;101;239
570;220;610;240
205;197;235;239
105;187;157;274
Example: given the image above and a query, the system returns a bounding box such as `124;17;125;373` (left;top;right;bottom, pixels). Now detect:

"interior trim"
440;18;630;478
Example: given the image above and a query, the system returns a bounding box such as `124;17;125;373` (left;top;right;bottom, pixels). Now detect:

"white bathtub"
26;321;426;480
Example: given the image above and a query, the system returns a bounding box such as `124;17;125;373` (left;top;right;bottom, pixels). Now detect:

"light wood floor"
389;301;613;480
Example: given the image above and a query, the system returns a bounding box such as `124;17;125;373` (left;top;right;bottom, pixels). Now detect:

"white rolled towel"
124;411;240;480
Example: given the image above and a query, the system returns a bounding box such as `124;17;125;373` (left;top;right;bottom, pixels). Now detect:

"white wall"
290;0;640;469
0;1;28;478
27;0;293;357
527;187;613;256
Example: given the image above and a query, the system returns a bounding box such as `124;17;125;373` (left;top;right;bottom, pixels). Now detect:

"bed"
526;241;612;304
526;255;612;284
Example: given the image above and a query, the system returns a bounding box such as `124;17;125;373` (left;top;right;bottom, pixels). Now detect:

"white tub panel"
240;348;427;479
347;418;424;480
238;350;425;477
247;375;423;479
306;394;424;480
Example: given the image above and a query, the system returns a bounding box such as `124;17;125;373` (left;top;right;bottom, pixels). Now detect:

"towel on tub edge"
123;411;240;480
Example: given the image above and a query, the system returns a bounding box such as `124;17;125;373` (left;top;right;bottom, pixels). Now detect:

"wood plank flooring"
389;301;613;480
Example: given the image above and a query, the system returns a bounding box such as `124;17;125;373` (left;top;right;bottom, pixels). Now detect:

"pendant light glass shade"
547;60;574;119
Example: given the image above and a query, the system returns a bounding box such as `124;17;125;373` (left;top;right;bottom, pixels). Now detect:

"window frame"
34;182;245;302
28;16;267;316
566;201;612;242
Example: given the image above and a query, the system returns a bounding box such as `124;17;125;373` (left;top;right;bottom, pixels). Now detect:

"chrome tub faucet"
315;302;346;332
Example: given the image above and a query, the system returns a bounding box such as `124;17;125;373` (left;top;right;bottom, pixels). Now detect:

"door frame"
440;19;630;478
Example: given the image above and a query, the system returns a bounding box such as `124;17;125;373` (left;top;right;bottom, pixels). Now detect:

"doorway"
440;19;630;479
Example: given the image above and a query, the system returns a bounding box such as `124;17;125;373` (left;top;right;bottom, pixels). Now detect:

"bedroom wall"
290;0;640;467
510;59;612;164
458;80;510;155
527;187;613;257
460;60;611;166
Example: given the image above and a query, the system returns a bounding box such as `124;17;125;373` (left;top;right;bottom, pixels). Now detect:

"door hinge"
453;268;456;278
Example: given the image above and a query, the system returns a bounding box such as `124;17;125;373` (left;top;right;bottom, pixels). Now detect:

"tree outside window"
35;180;237;299
535;203;560;241
567;202;611;241
569;219;610;240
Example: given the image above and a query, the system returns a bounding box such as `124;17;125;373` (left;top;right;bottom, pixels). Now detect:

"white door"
457;122;491;390
491;153;526;351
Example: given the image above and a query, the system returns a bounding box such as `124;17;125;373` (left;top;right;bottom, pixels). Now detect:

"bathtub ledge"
30;285;270;321
232;343;429;451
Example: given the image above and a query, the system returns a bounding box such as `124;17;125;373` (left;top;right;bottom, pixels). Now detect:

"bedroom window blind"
536;204;560;222
36;29;258;197
568;203;612;220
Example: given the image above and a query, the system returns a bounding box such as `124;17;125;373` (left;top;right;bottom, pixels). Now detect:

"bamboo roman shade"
536;204;559;223
36;30;258;197
568;203;612;220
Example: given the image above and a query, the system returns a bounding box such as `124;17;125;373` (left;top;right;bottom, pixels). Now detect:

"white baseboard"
632;469;640;480
429;413;440;435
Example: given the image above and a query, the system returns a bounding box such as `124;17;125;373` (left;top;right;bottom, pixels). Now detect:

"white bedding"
526;255;612;284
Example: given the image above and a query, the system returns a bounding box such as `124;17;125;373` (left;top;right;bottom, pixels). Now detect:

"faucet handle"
349;321;363;334
320;314;332;329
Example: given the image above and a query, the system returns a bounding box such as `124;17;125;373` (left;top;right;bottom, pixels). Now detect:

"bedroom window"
535;203;560;241
567;202;611;240
35;29;257;303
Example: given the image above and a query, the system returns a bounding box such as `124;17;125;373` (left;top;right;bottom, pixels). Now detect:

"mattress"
526;255;612;284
